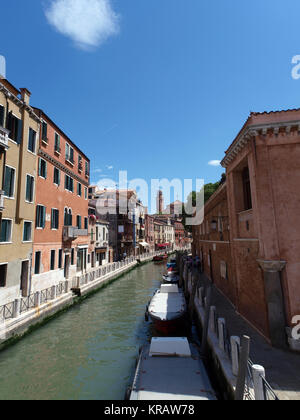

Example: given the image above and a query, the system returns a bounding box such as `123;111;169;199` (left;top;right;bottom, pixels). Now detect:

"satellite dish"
0;55;6;79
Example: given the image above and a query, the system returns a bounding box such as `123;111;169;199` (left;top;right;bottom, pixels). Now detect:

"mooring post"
252;365;266;401
200;285;212;357
235;335;251;401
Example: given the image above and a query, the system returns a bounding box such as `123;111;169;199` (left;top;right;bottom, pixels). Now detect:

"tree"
181;173;226;232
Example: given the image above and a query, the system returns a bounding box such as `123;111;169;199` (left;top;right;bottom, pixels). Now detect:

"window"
84;187;88;200
0;219;12;243
65;175;74;192
77;182;82;197
65;143;74;164
0;264;7;287
36;205;46;229
28;128;36;153
34;251;41;275
77;215;82;229
50;250;55;271
53;167;60;186
58;249;62;269
0;105;5;127
84;217;88;230
54;133;60;153
23;221;32;242
42;121;48;142
3;166;15;198
7;112;22;144
85;161;89;177
71;248;75;265
51;209;59;230
242;167;252;211
25;175;34;203
39;158;47;179
64;208;72;226
78;155;83;171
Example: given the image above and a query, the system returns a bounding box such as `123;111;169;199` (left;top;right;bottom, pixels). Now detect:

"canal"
0;262;166;400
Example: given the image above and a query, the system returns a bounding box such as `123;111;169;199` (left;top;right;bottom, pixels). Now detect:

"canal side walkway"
0;251;175;350
193;269;300;401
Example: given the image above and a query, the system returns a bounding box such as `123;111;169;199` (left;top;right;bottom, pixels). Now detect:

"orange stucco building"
31;108;90;292
193;108;300;351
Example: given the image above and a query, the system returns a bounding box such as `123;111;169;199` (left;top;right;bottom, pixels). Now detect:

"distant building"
89;189;147;261
156;190;164;214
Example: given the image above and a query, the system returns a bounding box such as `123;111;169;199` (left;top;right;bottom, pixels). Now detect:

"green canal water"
0;262;166;400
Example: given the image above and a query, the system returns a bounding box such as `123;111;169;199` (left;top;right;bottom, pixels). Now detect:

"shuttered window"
42;121;48;142
28;128;36;153
53;167;60;186
7;112;22;144
3;166;15;198
38;158;47;178
0;219;12;243
36;205;46;229
0;105;4;127
25;175;34;202
23;222;32;242
51;209;59;230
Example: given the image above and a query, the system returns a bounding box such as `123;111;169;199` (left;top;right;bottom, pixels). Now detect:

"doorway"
20;260;29;297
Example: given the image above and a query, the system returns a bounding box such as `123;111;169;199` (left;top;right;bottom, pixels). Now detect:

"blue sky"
1;0;300;210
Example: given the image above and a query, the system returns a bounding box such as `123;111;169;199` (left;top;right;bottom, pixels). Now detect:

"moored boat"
128;337;217;400
162;271;180;284
146;284;186;335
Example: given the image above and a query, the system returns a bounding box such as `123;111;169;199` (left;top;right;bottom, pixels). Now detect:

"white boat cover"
160;284;179;294
148;288;186;321
149;337;191;357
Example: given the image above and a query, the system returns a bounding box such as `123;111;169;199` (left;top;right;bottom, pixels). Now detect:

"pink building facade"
194;109;300;351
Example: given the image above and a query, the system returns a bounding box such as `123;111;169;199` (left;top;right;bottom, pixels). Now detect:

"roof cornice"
0;82;41;124
221;119;300;168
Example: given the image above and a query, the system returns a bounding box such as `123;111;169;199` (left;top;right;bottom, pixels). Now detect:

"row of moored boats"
127;256;216;401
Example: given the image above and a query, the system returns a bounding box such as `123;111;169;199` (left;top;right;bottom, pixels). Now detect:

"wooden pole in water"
235;335;251;401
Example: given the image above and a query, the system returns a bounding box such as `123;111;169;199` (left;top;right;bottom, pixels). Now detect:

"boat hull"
149;314;186;335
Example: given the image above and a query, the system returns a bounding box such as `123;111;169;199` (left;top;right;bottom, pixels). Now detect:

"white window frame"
25;173;35;204
22;220;33;243
36;204;46;230
51;208;59;231
39;158;47;179
0;218;13;244
27;127;37;155
3;164;16;200
53;167;60;186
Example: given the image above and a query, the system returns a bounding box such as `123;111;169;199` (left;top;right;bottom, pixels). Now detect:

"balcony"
63;226;88;241
0;127;9;150
0;190;4;211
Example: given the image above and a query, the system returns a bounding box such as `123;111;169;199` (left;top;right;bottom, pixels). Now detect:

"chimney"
20;88;31;105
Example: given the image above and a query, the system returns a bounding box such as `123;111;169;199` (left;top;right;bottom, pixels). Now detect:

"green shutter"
0;105;4;127
16;118;23;144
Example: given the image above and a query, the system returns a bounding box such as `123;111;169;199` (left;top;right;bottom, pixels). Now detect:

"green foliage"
181;173;226;232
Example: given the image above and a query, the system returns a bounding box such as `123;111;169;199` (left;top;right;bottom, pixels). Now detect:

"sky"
1;0;300;211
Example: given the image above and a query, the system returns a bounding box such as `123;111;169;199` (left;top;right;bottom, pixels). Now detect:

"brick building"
31;108;90;292
193;109;300;350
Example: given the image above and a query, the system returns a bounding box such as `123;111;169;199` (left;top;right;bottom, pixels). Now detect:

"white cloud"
106;165;114;170
93;168;103;173
45;0;119;50
208;160;221;167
